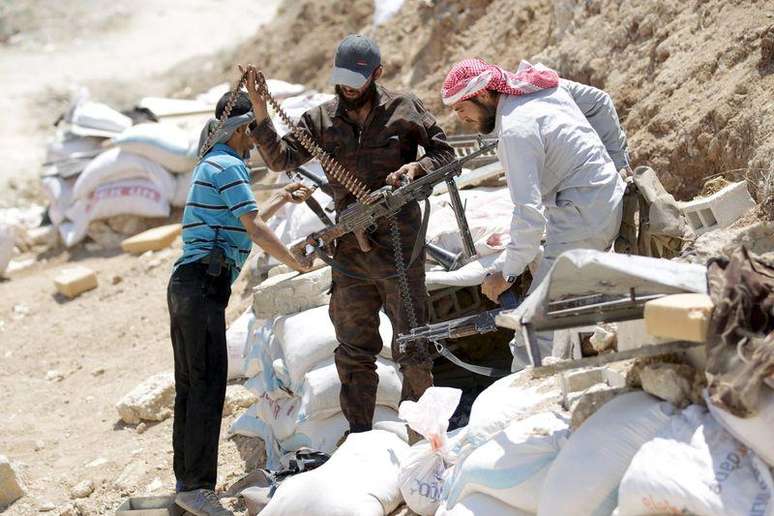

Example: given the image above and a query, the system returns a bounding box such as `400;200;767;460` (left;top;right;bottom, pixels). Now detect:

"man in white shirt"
441;58;626;303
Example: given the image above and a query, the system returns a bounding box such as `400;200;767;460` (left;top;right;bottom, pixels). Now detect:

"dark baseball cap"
329;34;381;89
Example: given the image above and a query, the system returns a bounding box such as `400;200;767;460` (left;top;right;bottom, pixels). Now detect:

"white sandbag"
280;406;402;454
68;98;132;134
226;310;255;380
298;357;402;422
112;123;197;173
538;392;675;516
73;148;176;202
45;134;104;163
41;176;75;226
265;78;306;99
271;94;336;138
69;179;170;222
616;405;774;516
172;171;193;207
0;224;15;276
426;188;513;258
268;178;331;246
705;388;774;467
254;393;301;441
436;492;534;516
399;387;462;515
59;179;170;247
445;412;569;513
261;430;408;516
449;370;562;462
273;305;394;389
138;96;213;117
228;404;267;438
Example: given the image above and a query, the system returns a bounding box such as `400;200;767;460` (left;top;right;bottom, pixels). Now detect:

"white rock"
253;266;331;318
638;362;699;408
46;370;65;382
222;384;258;416
70;479;94;499
0;455;26;508
116;372;175;424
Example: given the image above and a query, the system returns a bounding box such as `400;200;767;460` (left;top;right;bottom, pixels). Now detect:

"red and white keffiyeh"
441;58;560;106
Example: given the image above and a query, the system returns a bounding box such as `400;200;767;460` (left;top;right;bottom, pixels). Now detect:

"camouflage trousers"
328;232;432;432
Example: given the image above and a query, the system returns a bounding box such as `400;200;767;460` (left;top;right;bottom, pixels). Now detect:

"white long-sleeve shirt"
494;86;626;278
560;79;630;171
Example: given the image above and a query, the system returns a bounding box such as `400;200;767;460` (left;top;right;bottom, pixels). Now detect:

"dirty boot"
175;489;233;516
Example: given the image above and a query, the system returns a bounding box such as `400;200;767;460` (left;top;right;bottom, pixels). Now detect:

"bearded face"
335;79;378;111
452;93;498;135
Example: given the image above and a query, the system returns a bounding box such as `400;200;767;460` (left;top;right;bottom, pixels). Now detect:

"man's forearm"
251;118;312;172
240;212;301;271
259;192;289;222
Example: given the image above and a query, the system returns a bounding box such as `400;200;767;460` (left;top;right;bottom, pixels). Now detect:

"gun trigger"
354;229;372;253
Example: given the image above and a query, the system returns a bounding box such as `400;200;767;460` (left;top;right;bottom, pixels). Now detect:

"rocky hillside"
200;0;774;202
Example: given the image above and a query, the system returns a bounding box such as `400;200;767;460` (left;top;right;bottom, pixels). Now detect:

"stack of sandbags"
43;90;201;248
536;392;676;515
230;305;402;463
442;412;570;515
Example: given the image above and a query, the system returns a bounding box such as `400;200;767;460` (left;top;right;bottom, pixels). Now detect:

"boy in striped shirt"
169;91;311;516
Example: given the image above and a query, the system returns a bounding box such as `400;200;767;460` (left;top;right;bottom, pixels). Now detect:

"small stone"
12;303;30;319
111;275;123;285
145;477;164;493
37;500;56;511
589;324;617;353
136;422;148;434
34;440;45;451
85;458;107;468
559;367;605;399
46;370;64;382
70;479;94;499
116;372;175;424
0;455;26;507
91;368;105;377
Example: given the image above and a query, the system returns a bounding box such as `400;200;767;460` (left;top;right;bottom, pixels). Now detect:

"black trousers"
167;262;231;492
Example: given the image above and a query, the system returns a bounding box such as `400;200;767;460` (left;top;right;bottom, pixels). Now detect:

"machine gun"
397;289;521;347
290;140;498;268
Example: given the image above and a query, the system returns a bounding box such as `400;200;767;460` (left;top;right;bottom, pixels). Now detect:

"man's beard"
336;80;378;111
470;97;497;134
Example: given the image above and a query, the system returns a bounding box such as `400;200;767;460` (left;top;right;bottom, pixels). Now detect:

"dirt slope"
225;0;774;200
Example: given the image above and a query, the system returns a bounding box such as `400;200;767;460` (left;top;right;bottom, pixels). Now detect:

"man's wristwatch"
505;275;517;284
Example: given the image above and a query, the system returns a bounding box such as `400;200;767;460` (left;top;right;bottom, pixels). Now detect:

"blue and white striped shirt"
173;144;258;283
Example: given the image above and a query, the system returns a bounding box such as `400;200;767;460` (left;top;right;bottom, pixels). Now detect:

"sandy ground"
0;0;280;208
0;238;266;515
0;1;279;514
